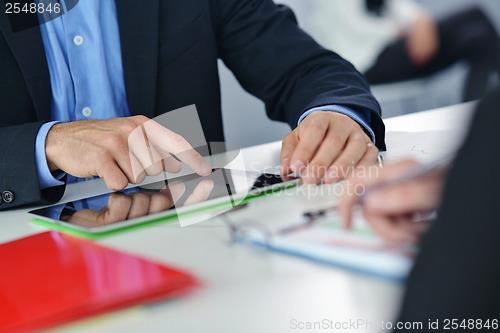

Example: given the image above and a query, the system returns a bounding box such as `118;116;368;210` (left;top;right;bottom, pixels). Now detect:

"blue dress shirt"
35;0;374;189
36;0;129;188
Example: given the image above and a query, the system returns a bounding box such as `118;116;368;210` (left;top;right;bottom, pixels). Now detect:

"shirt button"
73;35;84;46
82;107;92;117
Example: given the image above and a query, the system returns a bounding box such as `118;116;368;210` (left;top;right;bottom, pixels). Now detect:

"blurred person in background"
295;0;500;101
340;87;500;329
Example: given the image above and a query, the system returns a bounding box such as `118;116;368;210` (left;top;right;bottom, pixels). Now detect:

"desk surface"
1;102;475;333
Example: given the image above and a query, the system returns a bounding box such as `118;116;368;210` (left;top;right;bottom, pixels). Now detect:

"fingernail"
201;162;212;175
281;157;289;166
324;169;339;184
302;174;315;185
280;157;289;174
290;160;305;174
323;176;333;184
302;167;318;184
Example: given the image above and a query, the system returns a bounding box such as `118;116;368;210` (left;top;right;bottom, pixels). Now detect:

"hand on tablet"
64;180;214;227
45;116;212;191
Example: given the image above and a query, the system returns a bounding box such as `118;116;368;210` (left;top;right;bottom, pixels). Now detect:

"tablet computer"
29;169;299;237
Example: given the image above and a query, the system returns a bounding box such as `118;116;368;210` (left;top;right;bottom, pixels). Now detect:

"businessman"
0;0;385;210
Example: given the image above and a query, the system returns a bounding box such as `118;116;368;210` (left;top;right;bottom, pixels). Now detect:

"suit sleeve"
0;122;65;210
213;0;386;150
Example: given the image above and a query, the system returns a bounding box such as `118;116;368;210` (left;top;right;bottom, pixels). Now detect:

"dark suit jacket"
395;88;500;331
0;0;385;210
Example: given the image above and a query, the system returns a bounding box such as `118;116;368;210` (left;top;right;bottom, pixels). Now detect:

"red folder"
0;232;198;332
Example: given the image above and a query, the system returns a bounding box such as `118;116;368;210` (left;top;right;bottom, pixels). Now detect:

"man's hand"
339;160;445;243
280;112;379;184
406;14;440;67
46;116;212;191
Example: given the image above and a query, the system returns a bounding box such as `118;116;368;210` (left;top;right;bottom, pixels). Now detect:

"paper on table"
253;215;416;281
223;194;416;280
384;130;468;163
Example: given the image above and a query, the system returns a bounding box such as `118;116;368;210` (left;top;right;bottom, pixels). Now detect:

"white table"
1;102;476;333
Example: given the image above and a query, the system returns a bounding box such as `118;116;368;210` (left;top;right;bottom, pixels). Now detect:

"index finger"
104;193;133;224
339;178;362;230
280;132;298;180
142;120;212;176
289;122;328;173
183;179;214;206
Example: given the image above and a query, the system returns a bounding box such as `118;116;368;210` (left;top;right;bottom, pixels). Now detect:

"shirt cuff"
298;105;376;144
35;121;66;189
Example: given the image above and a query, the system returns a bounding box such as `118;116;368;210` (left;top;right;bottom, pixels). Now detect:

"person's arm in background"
283;0;403;72
214;0;386;185
388;0;439;66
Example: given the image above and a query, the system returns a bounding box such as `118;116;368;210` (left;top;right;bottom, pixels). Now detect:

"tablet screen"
30;169;296;231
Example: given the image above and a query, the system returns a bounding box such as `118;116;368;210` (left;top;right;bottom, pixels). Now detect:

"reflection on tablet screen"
30;169;294;230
